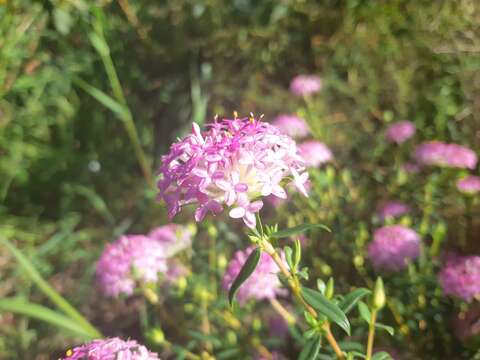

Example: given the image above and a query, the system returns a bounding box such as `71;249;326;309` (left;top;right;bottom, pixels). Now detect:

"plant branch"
366;309;377;360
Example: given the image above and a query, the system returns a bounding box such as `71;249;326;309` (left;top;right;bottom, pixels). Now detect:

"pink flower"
385;120;416;144
222;246;285;304
414;141;477;169
438;254;480;302
148;224;193;257
157;116;309;228
456;175;480;194
378;201;410;220
368;225;420;272
402;162;422;174
298;141;333;168
290;75;322;96
62;337;160;360
96;235;168;298
272;114;310;139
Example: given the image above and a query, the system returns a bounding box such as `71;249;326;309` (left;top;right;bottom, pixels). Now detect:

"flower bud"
373;277;386;310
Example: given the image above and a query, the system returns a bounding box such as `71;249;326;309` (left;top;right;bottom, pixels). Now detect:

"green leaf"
0;297;92;338
284;246;294;270
302;287;351;335
339;288;371;314
0;238;102;338
372;351;394;360
357;301;371;324
293;238;302;268
375;323;395;336
270;224;331;239
299;336;321;360
73;77;129;122
228;247;261;305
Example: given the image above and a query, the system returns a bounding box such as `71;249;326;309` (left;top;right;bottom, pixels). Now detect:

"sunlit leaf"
228;247;261;305
270;224;331;239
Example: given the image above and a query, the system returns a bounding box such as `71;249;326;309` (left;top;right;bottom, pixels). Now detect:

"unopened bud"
147;328;165;344
373;277;386;310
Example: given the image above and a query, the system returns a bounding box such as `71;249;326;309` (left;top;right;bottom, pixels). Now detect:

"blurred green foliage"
1;0;480;358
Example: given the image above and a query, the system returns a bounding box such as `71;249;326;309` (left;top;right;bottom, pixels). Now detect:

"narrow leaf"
372;351;394;360
284;246;294;271
0;297;92;338
339;288;371;314
375;323;395;336
298;336;321;360
270;224;331;239
228;247;261;305
0;238;102;338
357;301;371;324
302;287;351;335
73;77;129;122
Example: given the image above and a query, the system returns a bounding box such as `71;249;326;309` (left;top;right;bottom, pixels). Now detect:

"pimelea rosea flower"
148;224;193;257
62;337;160;360
438;254;480;302
271;114;310;139
298;140;333;168
414;141;478;169
385;120;416;144
222;246;285;304
157;115;309;228
96;235;168;298
378;201;410;220
456;175;480;194
368;225;420;272
289;75;322;96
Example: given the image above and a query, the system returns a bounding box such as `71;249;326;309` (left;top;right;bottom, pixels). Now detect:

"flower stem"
261;239;344;359
269;298;296;325
366;309;377;360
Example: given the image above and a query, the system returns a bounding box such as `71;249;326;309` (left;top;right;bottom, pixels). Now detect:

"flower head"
414;141;477;169
290;75;322;96
385;120;416;144
368;225;420;272
148;224;193;257
62;337;160;360
439;254;480;302
271;114;310;139
456;175;480;194
157;116;309;228
96;235;168;298
222;246;285;304
378;201;410;220
298;141;333;168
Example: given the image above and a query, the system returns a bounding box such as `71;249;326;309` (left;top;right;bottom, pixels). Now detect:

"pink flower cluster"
385;120;416;144
62;337;160;360
289;75;322;96
378;201;410;220
298;140;333;168
414;141;477;169
368;225;420;272
96;225;192;297
456;175;480;194
272;114;310;139
222;246;285;304
438;254;480;302
157;116;309;228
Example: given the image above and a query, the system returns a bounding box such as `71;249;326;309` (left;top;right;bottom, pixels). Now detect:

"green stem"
92;12;153;187
366;310;377;360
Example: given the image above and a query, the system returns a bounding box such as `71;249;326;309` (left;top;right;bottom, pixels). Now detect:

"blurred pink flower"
378;201;410;220
148;224;193;257
414;141;477;169
402;162;422;174
62;337;160;360
385;120;416;144
368;225;420;272
222;246;285;304
96;235;168;298
272;114;310;139
439;254;480;302
453;307;480;342
298;140;333;168
157;116;309;228
289;75;322;96
456;175;480;194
